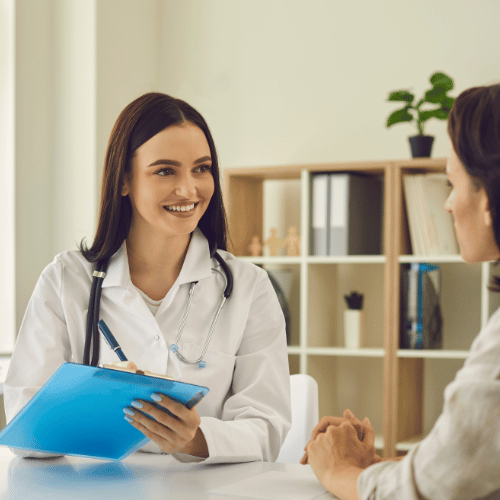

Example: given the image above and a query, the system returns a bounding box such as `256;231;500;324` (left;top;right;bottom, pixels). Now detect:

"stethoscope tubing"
169;267;228;368
83;250;232;368
84;260;108;366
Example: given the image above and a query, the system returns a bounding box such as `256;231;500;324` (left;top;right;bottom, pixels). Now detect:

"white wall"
0;0;15;352
95;0;161;193
15;0;56;332
9;0;500;337
159;0;500;167
13;0;161;333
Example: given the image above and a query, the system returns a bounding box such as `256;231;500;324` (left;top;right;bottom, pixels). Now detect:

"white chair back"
276;373;319;463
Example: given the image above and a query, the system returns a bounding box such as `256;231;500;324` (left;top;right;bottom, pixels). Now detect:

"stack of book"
403;173;459;256
400;263;443;349
310;173;382;256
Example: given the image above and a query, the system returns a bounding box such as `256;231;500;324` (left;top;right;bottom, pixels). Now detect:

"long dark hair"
448;83;500;290
80;92;228;262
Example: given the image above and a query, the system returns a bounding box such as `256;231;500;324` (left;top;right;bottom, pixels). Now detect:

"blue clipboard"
0;363;209;461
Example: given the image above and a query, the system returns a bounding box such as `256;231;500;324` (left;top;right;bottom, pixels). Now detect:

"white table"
0;447;334;499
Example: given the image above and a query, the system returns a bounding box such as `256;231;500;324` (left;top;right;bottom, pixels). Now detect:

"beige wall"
9;0;500;336
159;0;500;166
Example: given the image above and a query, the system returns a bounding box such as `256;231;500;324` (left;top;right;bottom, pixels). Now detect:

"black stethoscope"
83;244;233;368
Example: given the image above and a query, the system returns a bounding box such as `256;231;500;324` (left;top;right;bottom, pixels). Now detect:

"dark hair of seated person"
447;83;500;290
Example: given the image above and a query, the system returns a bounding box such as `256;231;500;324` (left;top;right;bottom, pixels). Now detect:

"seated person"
302;83;500;499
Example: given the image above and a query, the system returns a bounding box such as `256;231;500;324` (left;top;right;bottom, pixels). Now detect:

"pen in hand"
98;319;128;362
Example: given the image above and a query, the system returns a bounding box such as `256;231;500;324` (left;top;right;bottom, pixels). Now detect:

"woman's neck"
125;228;193;300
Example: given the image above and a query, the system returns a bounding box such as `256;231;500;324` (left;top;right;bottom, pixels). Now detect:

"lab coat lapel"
100;230;213;319
178;228;213;286
156;229;213;317
100;242;152;318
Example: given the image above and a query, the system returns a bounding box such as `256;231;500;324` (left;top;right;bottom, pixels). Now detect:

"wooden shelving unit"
223;158;500;457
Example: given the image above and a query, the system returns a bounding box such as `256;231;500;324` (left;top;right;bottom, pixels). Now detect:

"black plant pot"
409;135;434;158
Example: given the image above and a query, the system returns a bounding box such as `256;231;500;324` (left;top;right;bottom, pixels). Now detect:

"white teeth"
164;203;195;212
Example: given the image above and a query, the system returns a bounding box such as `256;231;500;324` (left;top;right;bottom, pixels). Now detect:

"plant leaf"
424;86;446;104
388;90;414;103
419;109;446;122
441;96;455;110
430;72;454;91
387;107;413;127
435;107;451;120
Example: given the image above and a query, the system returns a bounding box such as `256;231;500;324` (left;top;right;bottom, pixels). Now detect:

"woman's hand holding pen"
123;393;208;458
100;318;209;459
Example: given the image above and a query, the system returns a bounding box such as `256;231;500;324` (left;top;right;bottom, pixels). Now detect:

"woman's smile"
163;202;198;216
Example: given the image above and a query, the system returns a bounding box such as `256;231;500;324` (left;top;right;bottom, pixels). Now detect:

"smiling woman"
4;92;291;464
80;93;227;264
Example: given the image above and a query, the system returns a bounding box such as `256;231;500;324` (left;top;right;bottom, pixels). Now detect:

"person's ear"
482;192;492;227
121;173;130;197
485;209;492;227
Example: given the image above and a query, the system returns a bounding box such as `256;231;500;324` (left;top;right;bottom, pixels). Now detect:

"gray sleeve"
358;448;422;500
358;307;500;500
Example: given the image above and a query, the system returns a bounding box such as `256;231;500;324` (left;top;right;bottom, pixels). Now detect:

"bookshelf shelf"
308;256;386;264
399;254;463;263
241;256;386;264
224;157;492;458
306;347;385;357
239;256;303;265
397;349;469;359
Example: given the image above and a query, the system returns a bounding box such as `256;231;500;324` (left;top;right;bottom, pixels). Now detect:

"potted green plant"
386;72;456;158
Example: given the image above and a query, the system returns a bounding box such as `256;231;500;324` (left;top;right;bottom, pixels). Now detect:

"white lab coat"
4;228;291;464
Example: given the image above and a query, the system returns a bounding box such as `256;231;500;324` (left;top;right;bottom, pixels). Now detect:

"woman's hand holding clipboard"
100;320;209;459
106;361;209;458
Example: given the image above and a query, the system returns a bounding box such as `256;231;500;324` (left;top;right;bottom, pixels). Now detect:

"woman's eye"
195;164;212;173
446;180;453;188
155;168;174;176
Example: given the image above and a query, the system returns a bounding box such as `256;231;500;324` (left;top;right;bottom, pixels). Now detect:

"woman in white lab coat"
303;83;500;499
4;92;291;463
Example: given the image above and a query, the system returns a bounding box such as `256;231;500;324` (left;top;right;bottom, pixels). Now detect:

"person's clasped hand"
300;409;381;498
106;361;208;458
301;409;381;467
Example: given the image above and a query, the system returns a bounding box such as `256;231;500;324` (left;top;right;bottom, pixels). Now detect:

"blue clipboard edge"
0;437;151;462
0;362;210;460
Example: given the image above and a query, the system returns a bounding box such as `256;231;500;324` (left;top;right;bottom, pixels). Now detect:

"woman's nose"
174;173;196;198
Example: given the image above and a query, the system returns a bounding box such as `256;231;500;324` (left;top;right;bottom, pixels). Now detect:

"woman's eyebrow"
148;156;212;168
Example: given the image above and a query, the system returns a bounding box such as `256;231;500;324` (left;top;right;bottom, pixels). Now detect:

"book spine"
311;174;329;256
329;174;348;256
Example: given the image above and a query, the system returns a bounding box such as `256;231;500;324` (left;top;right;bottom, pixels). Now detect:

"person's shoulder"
488;304;500;324
42;249;93;283
215;249;267;280
458;303;500;378
477;304;500;339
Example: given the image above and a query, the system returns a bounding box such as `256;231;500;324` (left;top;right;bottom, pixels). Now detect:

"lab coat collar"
101;227;213;289
177;228;213;285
